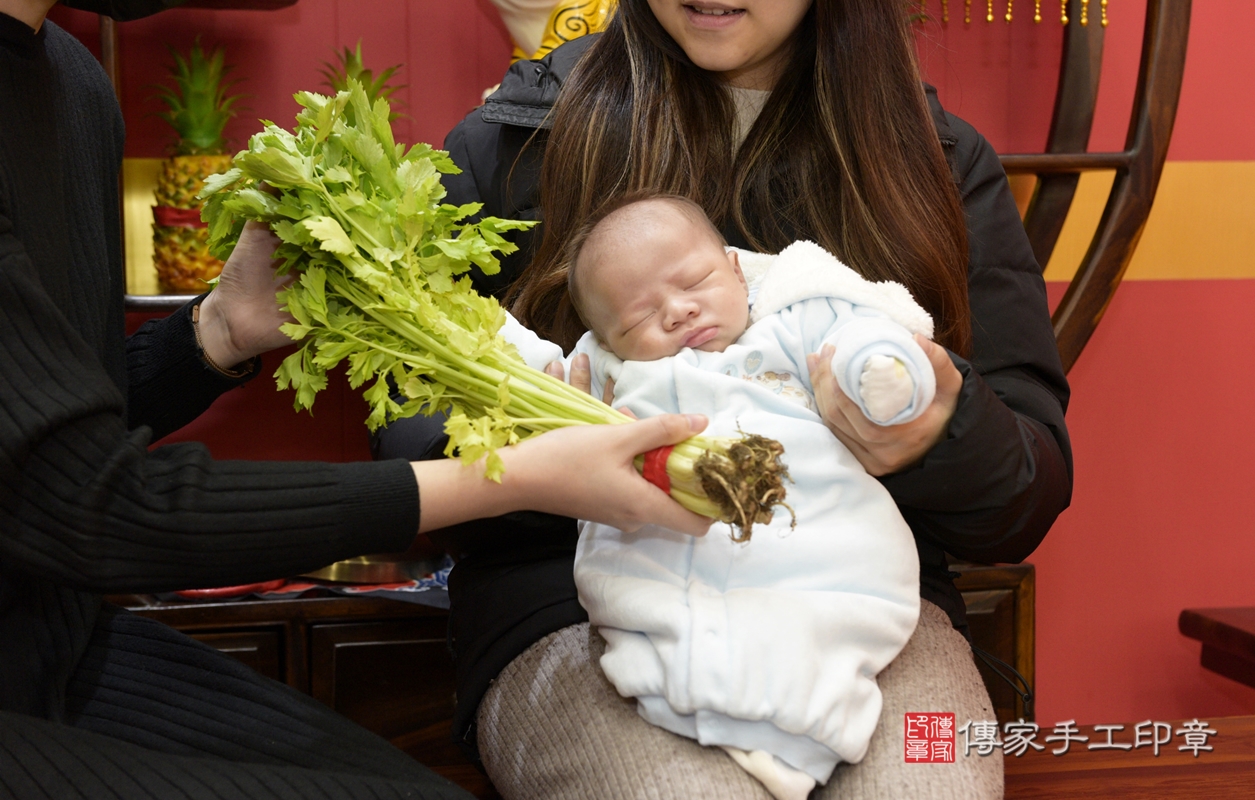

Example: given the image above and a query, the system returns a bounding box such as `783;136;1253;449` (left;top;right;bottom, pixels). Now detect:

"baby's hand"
808;336;957;477
858;354;916;425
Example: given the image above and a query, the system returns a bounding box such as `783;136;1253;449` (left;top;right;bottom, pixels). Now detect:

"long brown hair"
510;0;971;356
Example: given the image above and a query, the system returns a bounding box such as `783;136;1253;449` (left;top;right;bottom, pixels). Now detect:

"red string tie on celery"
642;445;675;493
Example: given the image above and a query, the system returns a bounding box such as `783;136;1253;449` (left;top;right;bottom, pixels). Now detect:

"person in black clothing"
0;2;714;798
376;0;1073;797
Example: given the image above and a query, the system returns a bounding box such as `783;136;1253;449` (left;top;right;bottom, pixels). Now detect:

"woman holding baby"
383;0;1072;797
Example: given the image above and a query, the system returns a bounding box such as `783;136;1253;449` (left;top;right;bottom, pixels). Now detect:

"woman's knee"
478;606;1002;800
477;623;770;800
816;601;1004;800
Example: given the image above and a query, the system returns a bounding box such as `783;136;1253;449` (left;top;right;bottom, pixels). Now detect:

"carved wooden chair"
1004;0;1191;372
957;0;1192;722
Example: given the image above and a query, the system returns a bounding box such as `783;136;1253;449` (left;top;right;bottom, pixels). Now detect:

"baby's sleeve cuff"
829;318;936;425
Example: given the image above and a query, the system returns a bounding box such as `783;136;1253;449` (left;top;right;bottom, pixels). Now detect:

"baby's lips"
682;326;719;349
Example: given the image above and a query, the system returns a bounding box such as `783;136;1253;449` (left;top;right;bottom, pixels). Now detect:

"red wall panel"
1039;279;1255;724
50;0;514;158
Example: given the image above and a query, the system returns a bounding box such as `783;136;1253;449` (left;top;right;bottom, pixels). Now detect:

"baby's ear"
727;249;747;288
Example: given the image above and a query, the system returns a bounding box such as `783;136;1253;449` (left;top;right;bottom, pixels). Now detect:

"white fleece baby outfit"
503;241;934;799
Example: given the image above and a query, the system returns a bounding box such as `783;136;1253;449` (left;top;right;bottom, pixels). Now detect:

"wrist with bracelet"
191;300;258;379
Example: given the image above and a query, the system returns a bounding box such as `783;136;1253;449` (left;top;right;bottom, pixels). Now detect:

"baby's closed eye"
685;270;714;290
622;311;654;335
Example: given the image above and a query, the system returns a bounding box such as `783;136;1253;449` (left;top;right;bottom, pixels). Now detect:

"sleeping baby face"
570;197;750;362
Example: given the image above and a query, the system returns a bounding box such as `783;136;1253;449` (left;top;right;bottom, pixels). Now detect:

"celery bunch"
200;82;787;532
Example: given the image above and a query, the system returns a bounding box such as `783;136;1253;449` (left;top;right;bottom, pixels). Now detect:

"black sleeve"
125;294;259;440
0;212;420;594
879;114;1073;564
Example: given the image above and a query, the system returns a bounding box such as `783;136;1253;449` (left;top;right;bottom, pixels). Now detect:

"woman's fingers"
547;356;616;406
570;353;592;395
623;412;708;448
921;334;962;404
495;414;712;536
825;420;876;466
199;221;294;364
809;338;960;477
807;345;854;436
608;414;712;535
230;221;285;288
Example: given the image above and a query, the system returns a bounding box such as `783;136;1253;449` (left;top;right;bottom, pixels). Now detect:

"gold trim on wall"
124;158;1255;294
1042;162;1255;282
122;158;163;296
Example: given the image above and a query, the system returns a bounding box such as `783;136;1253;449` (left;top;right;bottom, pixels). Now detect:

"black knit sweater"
0;16;420;719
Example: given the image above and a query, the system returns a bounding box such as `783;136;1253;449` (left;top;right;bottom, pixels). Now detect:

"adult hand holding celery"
199;82;788;536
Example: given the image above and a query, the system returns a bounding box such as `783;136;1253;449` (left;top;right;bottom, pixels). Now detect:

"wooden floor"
1005;716;1255;798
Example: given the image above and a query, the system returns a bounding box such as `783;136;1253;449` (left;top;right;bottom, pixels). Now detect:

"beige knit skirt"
477;600;1004;799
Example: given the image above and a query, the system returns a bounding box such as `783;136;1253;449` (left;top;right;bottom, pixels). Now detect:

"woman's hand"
506;414;711;533
414;414;713;536
195;221;295;368
808;335;962;476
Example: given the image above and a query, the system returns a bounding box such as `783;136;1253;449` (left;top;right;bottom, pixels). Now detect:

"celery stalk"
200;81;788;536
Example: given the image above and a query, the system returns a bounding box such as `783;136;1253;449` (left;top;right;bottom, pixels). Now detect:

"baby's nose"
663;297;699;328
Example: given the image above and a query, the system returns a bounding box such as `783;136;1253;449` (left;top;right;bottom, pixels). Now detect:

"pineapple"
152;41;242;293
320;41;404;119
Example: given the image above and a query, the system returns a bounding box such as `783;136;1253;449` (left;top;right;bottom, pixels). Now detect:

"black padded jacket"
374;34;1072;761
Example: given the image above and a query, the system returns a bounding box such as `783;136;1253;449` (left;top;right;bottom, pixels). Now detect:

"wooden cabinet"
191;629;284;682
108;593;499;797
112;567;1033;797
309;618;461;762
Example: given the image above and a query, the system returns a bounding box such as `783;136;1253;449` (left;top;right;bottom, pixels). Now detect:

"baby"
565;195;936;426
504;195;935;800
